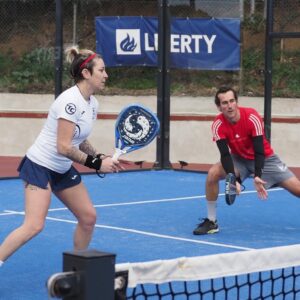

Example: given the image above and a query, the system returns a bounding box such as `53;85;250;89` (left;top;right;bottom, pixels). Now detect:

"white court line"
1;188;284;252
3;210;253;251
0;211;17;216
96;224;254;251
1;188;284;216
48;195;206;212
46;187;284;212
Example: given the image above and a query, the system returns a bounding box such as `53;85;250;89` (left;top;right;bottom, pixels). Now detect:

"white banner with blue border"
95;16;240;70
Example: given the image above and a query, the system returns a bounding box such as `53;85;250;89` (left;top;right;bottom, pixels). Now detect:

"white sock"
207;200;217;222
0;260;3;267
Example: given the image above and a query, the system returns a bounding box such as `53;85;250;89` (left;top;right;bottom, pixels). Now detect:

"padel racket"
225;173;237;205
113;104;160;160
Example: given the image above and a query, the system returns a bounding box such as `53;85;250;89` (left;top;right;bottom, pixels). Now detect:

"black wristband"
84;155;102;170
96;153;105;159
236;176;242;184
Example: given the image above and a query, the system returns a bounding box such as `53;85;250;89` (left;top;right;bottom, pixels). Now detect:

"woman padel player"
0;47;123;266
193;86;300;235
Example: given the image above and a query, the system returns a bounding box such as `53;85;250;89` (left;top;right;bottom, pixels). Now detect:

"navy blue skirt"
18;156;81;192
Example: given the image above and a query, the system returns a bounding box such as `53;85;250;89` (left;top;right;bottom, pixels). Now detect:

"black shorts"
18;156;81;192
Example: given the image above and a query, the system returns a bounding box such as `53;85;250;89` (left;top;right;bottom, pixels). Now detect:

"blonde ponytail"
65;46;80;64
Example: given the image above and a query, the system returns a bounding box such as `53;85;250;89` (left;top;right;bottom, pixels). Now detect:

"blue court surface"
0;170;300;299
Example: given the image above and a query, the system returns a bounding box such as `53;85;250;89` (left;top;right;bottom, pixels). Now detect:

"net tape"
116;244;300;288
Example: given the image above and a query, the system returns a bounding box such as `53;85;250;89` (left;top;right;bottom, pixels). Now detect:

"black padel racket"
225;173;237;205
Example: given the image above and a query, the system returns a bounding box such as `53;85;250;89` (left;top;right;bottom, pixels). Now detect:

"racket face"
115;104;160;153
225;173;237;205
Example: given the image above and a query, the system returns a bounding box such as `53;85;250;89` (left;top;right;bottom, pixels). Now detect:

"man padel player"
0;46;123;266
193;86;300;235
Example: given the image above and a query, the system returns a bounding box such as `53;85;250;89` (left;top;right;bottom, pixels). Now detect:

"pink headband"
80;53;97;69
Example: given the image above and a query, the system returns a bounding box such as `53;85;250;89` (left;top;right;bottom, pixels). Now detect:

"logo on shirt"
73;125;81;138
65;103;76;115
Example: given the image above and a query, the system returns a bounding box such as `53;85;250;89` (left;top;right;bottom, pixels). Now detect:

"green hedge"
0;46;299;97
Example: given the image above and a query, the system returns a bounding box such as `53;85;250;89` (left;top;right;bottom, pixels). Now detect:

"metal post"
155;0;171;169
264;0;273;142
264;0;267;19
72;0;78;45
250;0;255;17
55;0;63;99
239;0;244;21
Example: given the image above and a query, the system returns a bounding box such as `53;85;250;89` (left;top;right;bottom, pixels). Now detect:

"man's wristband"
84;155;102;170
254;170;262;178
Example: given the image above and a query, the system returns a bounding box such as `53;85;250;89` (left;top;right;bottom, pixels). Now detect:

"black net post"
264;0;274;142
63;249;116;300
264;0;300;142
155;0;172;170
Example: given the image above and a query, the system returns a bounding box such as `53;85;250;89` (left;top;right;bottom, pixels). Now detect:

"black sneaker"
193;218;219;235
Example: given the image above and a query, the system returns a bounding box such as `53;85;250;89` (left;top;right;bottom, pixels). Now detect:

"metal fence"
0;0;299;95
0;1;242;53
0;0;260;54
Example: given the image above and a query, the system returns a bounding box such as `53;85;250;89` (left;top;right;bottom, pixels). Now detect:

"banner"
95;16;240;70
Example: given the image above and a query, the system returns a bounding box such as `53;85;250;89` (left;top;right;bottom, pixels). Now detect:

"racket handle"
112;148;126;161
225;173;237;205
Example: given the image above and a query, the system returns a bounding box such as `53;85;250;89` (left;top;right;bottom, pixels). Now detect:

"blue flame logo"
120;34;137;52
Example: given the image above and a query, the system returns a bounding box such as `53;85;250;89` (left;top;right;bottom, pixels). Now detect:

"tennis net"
115;244;300;300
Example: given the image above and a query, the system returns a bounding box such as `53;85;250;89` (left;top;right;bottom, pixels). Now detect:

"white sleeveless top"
27;85;99;173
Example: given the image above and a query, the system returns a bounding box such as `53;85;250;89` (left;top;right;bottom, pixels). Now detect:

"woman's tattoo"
65;146;87;164
79;140;98;156
25;183;42;190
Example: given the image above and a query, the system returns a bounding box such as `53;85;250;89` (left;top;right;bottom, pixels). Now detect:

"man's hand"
235;181;242;195
254;176;268;199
